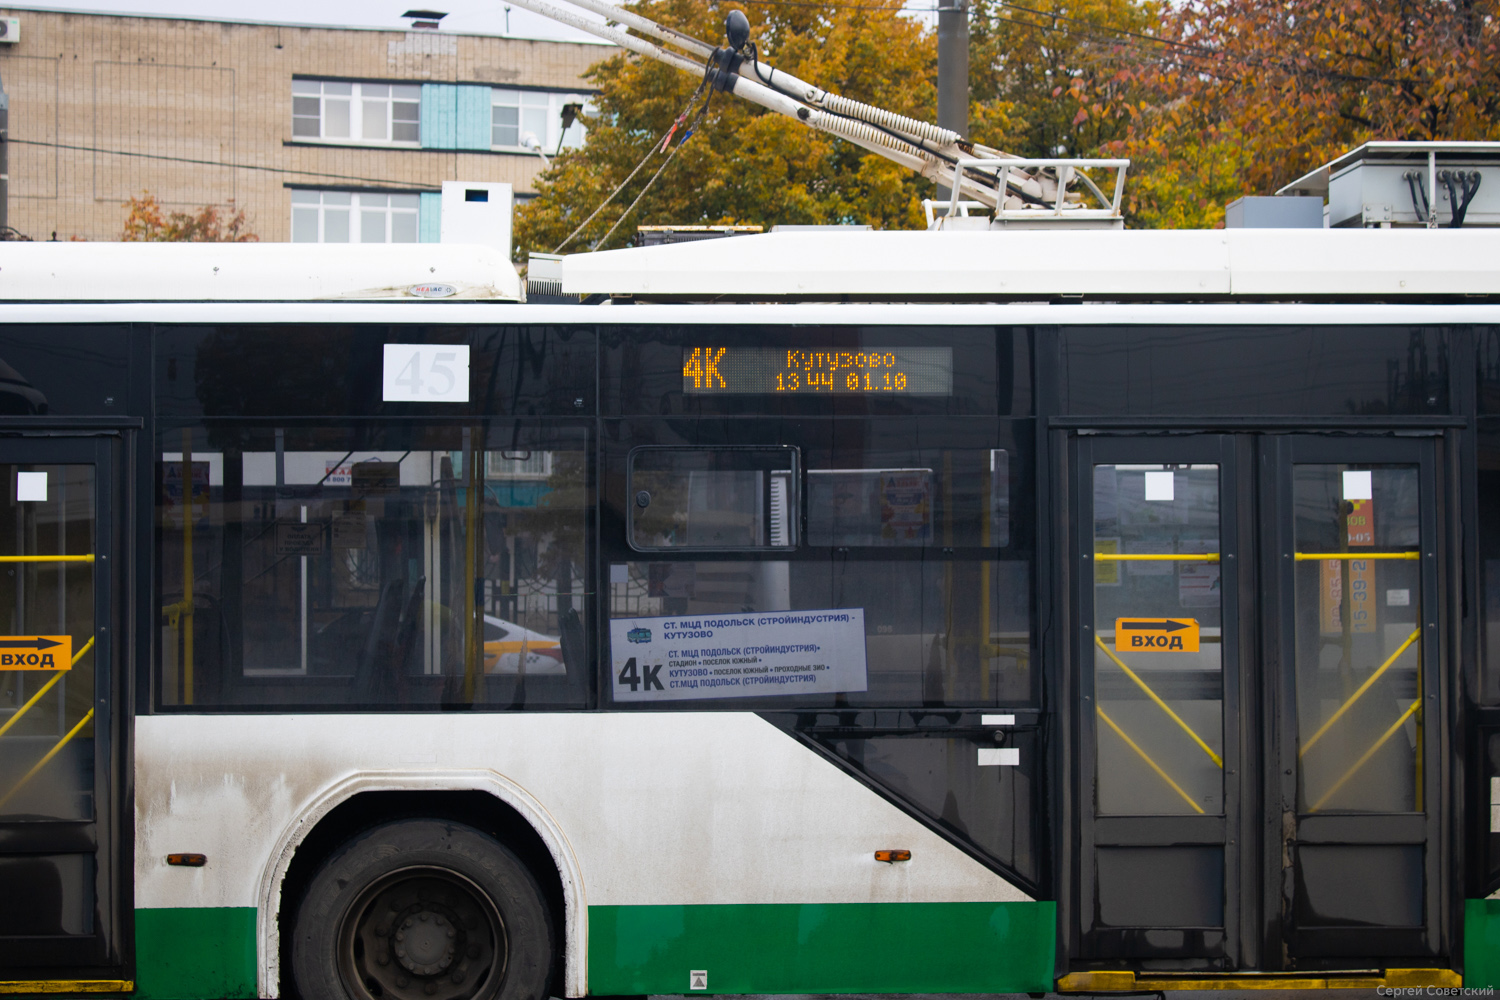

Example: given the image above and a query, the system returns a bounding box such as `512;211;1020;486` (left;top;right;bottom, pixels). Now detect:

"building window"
291;191;421;243
492;89;591;152
292;80;420;145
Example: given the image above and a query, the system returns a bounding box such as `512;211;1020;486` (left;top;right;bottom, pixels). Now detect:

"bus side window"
627;447;798;551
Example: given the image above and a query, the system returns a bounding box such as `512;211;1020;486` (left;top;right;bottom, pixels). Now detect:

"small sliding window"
628;447;798;551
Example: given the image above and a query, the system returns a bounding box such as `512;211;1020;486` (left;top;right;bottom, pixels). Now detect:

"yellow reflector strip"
1057;969;1460;992
0;982;133;994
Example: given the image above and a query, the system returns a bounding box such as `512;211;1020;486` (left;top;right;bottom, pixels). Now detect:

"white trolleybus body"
0;230;1499;998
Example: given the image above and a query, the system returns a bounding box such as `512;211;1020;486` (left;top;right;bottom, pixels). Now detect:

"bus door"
0;436;122;980
1072;433;1444;973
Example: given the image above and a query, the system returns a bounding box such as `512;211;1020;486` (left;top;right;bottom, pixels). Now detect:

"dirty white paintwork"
136;712;1031;998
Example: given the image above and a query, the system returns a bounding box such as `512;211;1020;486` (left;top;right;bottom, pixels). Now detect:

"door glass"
0;463;97;935
1293;464;1421;813
1093;464;1224;816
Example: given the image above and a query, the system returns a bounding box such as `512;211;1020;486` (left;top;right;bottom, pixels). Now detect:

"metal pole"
936;0;968;202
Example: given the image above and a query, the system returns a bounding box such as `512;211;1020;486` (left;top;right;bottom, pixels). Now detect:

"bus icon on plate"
626;627;652;643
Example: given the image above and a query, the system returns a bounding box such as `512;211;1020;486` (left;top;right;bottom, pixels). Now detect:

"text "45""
383;344;471;403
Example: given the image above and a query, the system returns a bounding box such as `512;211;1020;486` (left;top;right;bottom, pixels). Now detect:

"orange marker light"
874;849;911;863
166;853;207;867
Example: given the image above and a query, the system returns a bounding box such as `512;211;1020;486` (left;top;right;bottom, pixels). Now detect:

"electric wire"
593;71;719;249
5;138;442;188
553;60;715;252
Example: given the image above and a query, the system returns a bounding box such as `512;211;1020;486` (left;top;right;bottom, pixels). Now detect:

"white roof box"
559;228;1500;302
0;242;522;302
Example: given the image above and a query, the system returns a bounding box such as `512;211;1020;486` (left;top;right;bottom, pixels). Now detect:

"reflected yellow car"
482;614;565;674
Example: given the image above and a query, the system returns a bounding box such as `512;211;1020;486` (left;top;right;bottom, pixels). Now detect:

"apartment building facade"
0;6;610;242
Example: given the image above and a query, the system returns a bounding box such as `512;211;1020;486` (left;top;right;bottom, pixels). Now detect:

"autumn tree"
515;0;942;255
121;193;258;242
968;0;1161;160
1110;0;1500;228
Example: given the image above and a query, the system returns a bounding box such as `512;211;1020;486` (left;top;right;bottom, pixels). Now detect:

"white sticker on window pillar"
978;747;1020;766
1143;470;1174;502
382;344;470;402
1343;470;1372;500
16;472;46;502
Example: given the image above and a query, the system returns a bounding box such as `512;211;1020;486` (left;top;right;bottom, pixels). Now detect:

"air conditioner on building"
0;18;20;43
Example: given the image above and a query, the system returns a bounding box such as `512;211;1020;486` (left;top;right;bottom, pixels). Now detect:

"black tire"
291;819;554;1000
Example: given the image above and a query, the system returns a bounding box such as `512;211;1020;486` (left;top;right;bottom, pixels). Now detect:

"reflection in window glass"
1293;464;1422;813
156;425;590;709
1480;428;1500;704
1060;326;1449;415
629;448;797;550
1093;464;1224;817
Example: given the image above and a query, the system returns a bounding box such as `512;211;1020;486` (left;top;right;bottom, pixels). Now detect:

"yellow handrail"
1094;553;1220;561
0;707;95;811
1295;552;1419;561
1096;706;1205;814
0;555;95;563
1299;629;1421;757
0;637;95;741
1094;634;1223;768
1308;698;1421;812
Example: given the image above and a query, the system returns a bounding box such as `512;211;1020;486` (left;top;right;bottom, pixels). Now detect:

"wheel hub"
340;868;507;1000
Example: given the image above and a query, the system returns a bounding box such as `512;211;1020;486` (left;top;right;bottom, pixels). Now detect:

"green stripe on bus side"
1466;898;1500;988
587;901;1056;994
134;907;257;1000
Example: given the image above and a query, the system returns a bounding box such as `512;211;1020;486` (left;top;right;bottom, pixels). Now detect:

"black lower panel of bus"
759;712;1043;897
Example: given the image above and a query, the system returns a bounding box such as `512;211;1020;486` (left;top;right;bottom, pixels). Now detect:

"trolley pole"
935;0;968;203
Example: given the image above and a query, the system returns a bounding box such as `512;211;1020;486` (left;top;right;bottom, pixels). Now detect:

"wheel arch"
257;771;587;999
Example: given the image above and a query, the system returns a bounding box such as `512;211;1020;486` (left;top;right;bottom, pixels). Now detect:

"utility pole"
935;0;968;202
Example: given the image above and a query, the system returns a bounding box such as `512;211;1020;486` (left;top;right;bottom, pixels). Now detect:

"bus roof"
0;242;522;303
557;227;1500;302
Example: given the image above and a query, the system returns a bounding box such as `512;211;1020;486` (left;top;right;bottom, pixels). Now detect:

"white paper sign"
16;472;46;502
610;608;868;702
382;344;470;402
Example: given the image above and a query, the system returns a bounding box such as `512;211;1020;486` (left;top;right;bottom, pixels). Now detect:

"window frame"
291;79;421;148
290;190;423;244
625;445;801;554
490;88;592;153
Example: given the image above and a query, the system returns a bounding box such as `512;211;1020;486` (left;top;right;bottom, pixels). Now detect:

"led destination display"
682;346;954;395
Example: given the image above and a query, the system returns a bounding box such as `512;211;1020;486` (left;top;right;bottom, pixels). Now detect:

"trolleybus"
0;229;1498;999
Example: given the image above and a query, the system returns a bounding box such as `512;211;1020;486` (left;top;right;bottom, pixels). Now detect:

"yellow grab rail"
1094;634;1223;768
1308;698;1421;812
0;707;95;811
1094;553;1220;561
1096;706;1204;814
0;637;95;741
1299;629;1421;757
0;555;95;563
1295;552;1419;561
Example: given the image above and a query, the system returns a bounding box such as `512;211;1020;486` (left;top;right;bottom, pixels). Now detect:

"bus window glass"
1059;326;1449;416
156;424;591;710
1480;426;1500;705
628;448;797;550
606;422;1034;707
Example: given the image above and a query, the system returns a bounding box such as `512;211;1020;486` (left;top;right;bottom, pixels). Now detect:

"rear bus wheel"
292;819;553;1000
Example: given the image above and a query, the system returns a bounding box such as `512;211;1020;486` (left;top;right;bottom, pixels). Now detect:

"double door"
1074;434;1444;970
0;436;121;978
